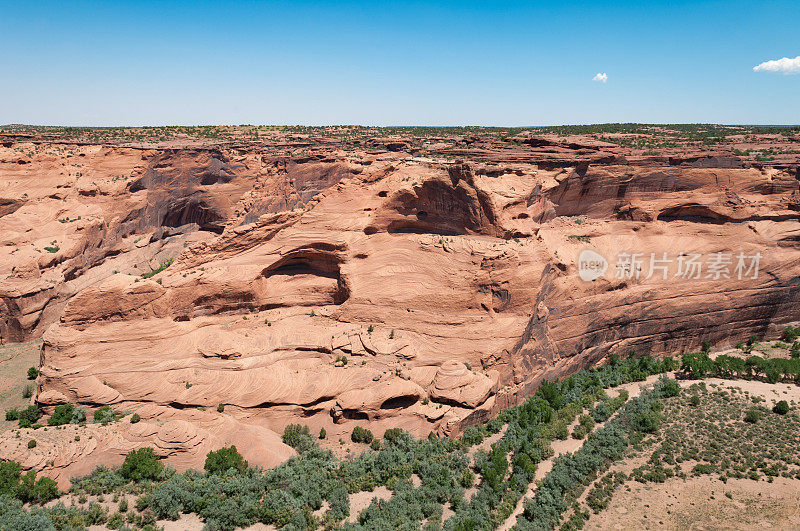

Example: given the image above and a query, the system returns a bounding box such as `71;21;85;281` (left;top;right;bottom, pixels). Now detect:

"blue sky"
1;0;798;126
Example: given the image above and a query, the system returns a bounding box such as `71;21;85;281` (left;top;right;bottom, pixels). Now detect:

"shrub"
0;461;23;497
27;440;36;449
773;400;790;415
744;408;762;423
204;446;248;475
16;406;43;428
633;410;661;434
141;257;174;279
282;424;314;452
0;461;59;504
217;404;225;413
689;394;701;406
48;404;75;426
17;471;59;504
71;407;87;424
93;406;116;424
27;367;38;380
22;384;33;399
692;463;715;475
130;413;141;424
5;409;19;421
318;427;326;439
121;448;163;482
782;326;800;343
552;420;569;440
370;439;381;451
351;426;374;444
383;428;410;446
659;378;681;398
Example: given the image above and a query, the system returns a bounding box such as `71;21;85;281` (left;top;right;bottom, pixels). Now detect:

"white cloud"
753;56;800;74
593;72;608;83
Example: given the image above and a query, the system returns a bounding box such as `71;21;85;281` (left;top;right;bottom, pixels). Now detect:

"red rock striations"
1;127;799;484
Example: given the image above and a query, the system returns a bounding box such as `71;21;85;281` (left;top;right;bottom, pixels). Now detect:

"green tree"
121;447;163;482
744;408;762;423
773;400;790;415
204;446;248;475
351;426;374;444
16;405;43;428
48;404;75;426
282;424;314;452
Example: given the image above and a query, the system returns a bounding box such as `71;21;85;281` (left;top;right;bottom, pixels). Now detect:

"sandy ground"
580;377;800;530
346;485;392;524
688;378;800;405
586;476;800;530
0;339;41;429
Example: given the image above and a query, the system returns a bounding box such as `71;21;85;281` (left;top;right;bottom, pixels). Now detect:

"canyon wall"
1;133;798;483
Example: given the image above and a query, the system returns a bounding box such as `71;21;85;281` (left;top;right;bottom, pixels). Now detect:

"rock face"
1;128;799;481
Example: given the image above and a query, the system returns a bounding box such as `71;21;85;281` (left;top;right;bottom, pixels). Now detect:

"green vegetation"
27;366;39;379
141;257;174;279
351;426;374;444
48;404;86;426
12;334;800;529
120;448;163;482
773;400;790;415
0;352;674;530
783;326;800;343
204;446;248;475
93;405;120;424
629;382;800;489
0;460;59;504
5;405;43;428
681;350;800;383
516;377;677;530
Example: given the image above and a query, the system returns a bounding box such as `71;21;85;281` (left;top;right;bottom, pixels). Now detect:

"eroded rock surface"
1;127;799;481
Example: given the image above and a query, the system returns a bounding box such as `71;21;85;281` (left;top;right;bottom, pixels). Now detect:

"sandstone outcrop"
1;126;799;482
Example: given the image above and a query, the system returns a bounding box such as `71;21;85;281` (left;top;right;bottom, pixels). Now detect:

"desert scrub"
631;382;800;486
